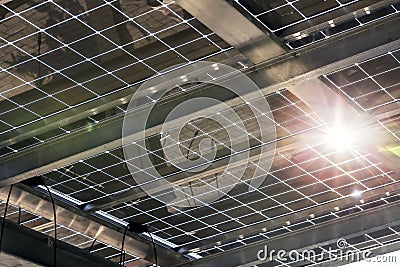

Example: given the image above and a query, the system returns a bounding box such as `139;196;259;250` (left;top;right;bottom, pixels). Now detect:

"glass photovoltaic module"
230;0;400;49
325;50;400;114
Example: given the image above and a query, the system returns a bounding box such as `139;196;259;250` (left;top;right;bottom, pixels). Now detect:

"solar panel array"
39;46;399;258
0;0;399;266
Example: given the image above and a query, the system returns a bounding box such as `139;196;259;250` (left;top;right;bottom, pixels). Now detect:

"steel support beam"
178;200;400;267
0;218;120;267
0;185;188;266
176;0;287;64
0;0;23;6
0;15;399;187
281;0;400;43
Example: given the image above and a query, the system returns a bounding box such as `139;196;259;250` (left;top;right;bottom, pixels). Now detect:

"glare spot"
325;125;356;150
350;189;363;198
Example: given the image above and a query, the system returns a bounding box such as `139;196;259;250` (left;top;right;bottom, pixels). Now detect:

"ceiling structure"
0;0;399;266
